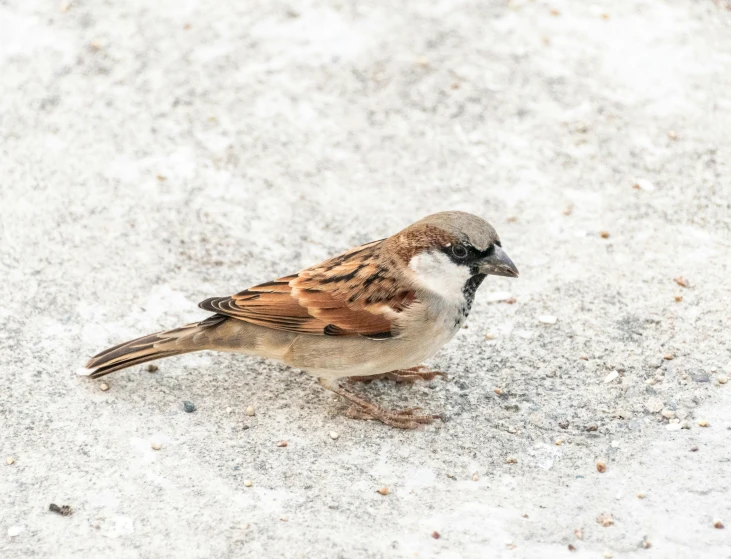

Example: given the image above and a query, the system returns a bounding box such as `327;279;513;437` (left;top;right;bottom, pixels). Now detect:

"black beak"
478;245;519;278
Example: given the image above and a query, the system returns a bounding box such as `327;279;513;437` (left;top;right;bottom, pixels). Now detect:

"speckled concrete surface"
1;1;730;557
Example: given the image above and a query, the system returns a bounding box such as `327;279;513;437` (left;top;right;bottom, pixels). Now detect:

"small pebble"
99;383;109;392
597;513;614;527
640;538;652;549
329;431;339;440
431;531;440;539
472;473;479;481
485;333;496;340
603;552;613;559
633;179;656;192
506;456;517;464
151;441;162;450
717;375;728;385
147;364;158;373
586;424;598;432
244;480;253;487
226;407;233;414
713;519;724;529
6;456;15;465
603;370;619;383
563;205;574;216
486;291;513;303
663;354;674;361
674;295;683;302
637;492;646;499
376;487;389;496
574;528;583;540
555;439;563;446
698;419;709;427
538;315;557;325
599;231;610;239
568;544;576;552
49;503;73;516
690;445;699;452
596;460;607;473
668;130;678;141
245;405;255;416
674;276;690;288
661;409;675;419
183;401;196;413
277;441;288;448
494;388;504;395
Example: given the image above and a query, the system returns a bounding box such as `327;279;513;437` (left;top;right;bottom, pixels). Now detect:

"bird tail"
80;315;227;379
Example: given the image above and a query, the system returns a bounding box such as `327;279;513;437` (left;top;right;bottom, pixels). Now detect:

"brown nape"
385;223;456;263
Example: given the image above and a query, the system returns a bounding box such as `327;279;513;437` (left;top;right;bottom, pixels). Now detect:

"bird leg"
347;366;448;384
319;378;441;429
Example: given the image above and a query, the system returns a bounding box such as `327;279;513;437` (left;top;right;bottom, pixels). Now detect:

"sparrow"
81;211;518;428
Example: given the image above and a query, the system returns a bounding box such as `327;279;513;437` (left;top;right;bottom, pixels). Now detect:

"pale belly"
280;300;466;379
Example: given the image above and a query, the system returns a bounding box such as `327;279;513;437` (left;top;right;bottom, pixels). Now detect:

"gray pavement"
1;1;730;557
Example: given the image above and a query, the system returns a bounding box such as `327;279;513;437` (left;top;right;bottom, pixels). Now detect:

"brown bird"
81;211;518;428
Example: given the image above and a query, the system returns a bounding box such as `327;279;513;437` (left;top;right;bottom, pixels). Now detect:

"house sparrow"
81;211;518;428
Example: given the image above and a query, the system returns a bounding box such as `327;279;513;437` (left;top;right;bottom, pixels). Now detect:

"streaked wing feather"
198;240;414;337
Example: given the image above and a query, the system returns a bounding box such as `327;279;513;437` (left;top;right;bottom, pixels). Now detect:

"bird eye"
451;244;468;259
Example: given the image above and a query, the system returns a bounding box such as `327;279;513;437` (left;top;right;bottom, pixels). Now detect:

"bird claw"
347;366;448;384
345;404;440;429
321;378;441;430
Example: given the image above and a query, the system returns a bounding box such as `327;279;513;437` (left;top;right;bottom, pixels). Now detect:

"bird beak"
478;246;519;278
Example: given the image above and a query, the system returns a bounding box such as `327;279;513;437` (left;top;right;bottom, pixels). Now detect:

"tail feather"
83;315;227;379
86;349;184;379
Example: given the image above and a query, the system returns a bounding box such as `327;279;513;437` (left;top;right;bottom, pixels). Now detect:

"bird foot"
347;366;448;384
345;404;440;429
320;378;441;429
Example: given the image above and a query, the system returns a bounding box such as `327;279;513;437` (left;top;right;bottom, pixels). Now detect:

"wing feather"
198;240;414;337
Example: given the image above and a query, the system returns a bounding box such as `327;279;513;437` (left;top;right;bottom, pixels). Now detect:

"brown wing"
199;240;416;338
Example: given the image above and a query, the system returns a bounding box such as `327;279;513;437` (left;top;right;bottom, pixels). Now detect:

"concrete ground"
2;0;730;557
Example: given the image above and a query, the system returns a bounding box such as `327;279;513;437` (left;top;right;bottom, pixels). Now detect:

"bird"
81;211;518;428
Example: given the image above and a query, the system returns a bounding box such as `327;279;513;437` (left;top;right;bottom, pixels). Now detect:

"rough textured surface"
2;1;730;557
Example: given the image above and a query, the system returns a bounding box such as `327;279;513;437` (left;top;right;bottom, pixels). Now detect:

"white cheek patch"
408;251;471;300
